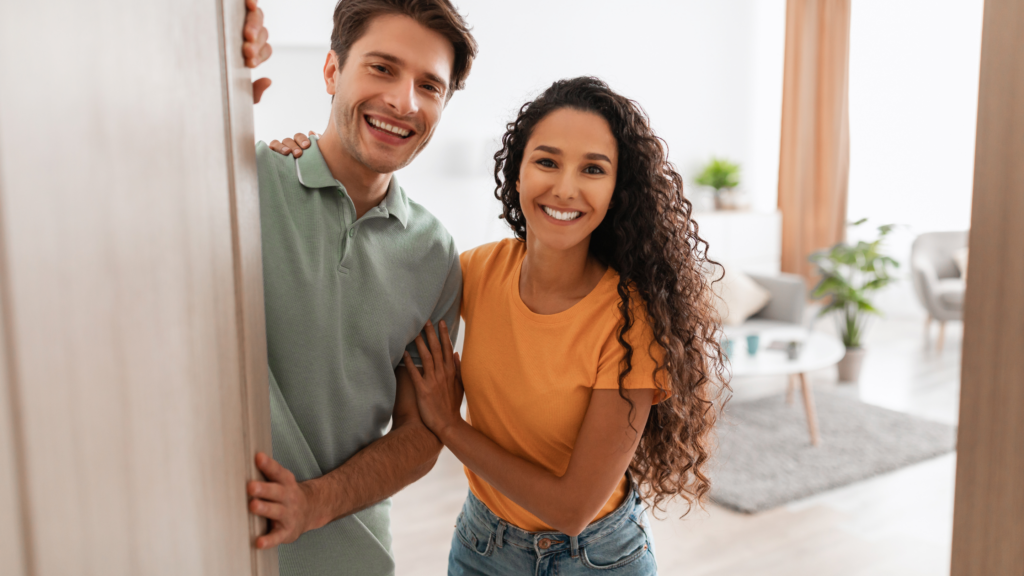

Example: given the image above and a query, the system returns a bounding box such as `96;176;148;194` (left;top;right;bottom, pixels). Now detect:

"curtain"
777;0;852;283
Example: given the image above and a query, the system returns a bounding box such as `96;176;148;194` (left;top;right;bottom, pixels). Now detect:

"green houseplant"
695;157;742;209
809;220;899;382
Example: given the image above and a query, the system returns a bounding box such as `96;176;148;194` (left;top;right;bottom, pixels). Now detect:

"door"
950;0;1024;574
0;1;274;574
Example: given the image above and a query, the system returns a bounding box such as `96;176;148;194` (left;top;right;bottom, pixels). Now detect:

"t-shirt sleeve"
592;309;670;404
455;242;494;327
404;236;462;367
458;250;471;307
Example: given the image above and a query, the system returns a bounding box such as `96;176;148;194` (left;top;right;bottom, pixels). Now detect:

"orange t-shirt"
458;239;667;531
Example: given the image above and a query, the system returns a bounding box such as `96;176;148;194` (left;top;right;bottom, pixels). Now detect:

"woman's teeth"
543;206;581;221
367;116;410;138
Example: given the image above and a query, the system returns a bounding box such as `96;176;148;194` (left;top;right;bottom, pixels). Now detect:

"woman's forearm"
439;420;610;536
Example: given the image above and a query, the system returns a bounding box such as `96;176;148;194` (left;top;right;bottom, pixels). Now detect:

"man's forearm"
303;419;442;529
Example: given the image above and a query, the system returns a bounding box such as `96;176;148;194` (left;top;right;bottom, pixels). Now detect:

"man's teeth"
367;117;410;138
543;206;581;221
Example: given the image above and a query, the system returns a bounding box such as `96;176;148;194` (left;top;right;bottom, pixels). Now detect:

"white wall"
847;0;984;318
251;0;985;322
748;0;787;214
252;0;787;254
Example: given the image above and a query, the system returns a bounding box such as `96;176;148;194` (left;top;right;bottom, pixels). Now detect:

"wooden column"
218;0;277;574
950;0;1024;573
0;0;274;574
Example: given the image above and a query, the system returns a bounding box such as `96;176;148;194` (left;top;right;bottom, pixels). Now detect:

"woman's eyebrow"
533;146;610;164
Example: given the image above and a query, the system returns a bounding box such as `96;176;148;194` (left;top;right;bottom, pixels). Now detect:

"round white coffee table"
723;325;846;446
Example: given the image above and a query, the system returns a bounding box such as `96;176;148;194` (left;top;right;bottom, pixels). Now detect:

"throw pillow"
710;267;772;326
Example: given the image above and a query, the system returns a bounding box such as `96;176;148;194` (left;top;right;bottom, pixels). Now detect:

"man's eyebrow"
363;50;448;92
423;72;448;91
363;50;403;65
534;145;612;164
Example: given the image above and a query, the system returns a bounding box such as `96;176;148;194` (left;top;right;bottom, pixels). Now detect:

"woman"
405;77;726;575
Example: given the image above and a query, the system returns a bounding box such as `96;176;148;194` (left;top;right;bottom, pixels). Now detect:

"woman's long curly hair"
494;77;728;514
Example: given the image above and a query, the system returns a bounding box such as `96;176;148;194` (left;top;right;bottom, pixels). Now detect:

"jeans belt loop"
570;535;580;559
495;520;506;548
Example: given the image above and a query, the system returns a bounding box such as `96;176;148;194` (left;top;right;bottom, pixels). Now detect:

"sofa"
744;273;808;329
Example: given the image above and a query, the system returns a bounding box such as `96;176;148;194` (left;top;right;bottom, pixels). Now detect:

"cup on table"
746;334;760;356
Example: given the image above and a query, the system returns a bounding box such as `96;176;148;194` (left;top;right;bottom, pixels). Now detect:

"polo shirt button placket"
339;227;355;273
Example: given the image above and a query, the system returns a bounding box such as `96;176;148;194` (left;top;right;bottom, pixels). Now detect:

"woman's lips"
539;204;584;225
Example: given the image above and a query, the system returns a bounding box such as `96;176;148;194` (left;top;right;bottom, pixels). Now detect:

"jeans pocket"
580;521;650;570
455;512;495;557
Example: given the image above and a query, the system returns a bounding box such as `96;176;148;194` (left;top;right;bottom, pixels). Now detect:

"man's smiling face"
325;13;454;174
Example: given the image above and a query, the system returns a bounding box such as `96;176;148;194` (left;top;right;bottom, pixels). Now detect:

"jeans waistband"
460;480;643;557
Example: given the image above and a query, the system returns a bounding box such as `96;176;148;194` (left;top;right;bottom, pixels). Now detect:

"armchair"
911;231;968;351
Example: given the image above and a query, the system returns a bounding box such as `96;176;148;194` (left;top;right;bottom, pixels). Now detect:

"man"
241;1;477;574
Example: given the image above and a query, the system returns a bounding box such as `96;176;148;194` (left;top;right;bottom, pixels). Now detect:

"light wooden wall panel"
0;1;272;575
950;0;1024;574
0;197;28;575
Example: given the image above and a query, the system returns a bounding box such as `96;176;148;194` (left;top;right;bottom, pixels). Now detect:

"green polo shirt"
256;137;461;576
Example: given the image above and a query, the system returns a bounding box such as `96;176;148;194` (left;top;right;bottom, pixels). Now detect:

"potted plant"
809;220;899;382
695;157;743;210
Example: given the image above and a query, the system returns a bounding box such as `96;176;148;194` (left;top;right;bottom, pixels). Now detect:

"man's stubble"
332;99;437;176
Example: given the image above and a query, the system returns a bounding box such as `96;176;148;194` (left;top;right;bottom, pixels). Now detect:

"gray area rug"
710;393;957;514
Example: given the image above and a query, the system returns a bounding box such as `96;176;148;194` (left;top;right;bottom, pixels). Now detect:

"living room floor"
390;316;962;575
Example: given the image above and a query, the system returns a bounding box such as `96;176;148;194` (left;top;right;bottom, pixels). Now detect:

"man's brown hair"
331;0;478;98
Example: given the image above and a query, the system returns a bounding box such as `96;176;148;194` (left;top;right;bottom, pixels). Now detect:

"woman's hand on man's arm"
403;319;465;439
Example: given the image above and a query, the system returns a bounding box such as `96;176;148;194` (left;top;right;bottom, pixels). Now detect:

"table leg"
799;372;821;446
786;374;796;405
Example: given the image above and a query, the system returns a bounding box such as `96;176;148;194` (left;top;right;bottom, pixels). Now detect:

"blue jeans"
448;486;657;575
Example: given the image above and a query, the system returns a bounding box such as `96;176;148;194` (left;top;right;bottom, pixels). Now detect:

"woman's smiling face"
516;108;619;253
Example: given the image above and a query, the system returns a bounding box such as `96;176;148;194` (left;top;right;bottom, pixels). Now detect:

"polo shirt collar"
295;137;410;228
379;176;410;228
294;137;338;190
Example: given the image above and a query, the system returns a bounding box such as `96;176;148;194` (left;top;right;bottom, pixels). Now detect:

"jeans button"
538;538;551;549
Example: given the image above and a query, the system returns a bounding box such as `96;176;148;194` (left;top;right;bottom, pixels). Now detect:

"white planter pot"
714;188;748;210
837;347;866;383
